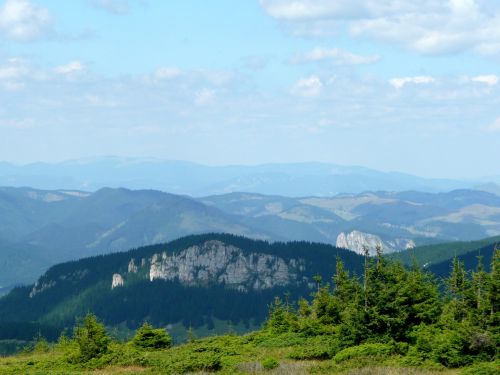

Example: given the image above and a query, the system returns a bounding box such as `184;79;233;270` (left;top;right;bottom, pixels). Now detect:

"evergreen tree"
73;313;110;362
132;322;172;350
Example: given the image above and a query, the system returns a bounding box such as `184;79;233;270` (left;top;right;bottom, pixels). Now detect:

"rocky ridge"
111;240;307;292
336;230;415;255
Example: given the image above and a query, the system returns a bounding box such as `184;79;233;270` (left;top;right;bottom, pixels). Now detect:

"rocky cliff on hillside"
336;230;414;255
119;240;307;292
28;239;311;298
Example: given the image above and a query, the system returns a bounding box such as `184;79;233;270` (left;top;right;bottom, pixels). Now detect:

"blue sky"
1;0;500;178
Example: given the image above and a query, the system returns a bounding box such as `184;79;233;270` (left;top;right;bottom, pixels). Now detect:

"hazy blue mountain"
0;158;476;196
2;186;500;291
203;190;500;245
0;187;269;291
475;182;500;196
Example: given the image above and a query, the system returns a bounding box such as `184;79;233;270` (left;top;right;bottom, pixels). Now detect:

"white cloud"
195;89;216;105
389;76;436;89
0;0;51;41
83;94;118;108
0;58;29;80
472;75;499;86
87;0;130;15
260;0;500;56
54;61;86;75
154;67;182;80
292;75;323;97
0;58;33;91
293;47;380;65
259;0;365;20
487;117;500;132
1;117;35;129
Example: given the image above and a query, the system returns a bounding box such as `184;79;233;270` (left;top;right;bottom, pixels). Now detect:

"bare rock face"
29;280;56;298
128;259;138;273
149;240;306;292
111;273;124;289
336;231;414;255
29;269;89;298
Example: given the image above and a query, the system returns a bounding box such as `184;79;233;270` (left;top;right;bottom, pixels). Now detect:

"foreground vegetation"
0;248;498;374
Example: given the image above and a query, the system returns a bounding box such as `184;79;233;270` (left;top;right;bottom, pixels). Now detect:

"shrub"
288;336;340;360
33;334;50;353
132;323;172;350
460;361;500;375
333;343;395;363
73;313;110;362
262;357;279;370
254;332;306;348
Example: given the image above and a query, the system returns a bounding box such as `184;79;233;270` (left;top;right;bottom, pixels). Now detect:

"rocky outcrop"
387;238;415;251
29;280;56;298
29;269;89;298
149;240;306;292
336;231;414;255
128;259;138;273
111;273;124;289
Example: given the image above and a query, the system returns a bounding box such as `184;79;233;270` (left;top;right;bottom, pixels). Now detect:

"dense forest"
0;234;364;342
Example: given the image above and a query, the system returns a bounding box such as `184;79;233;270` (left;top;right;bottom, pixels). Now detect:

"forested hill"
0;234;364;339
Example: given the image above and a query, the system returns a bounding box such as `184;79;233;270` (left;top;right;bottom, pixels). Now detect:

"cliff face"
336;231;414;255
29;239;310;298
147;240;306;292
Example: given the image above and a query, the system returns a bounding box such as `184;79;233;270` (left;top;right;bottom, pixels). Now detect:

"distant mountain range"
0;233;496;344
2;157;498;196
2;186;500;291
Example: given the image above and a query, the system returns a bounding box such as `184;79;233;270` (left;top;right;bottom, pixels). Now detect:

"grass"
0;332;497;374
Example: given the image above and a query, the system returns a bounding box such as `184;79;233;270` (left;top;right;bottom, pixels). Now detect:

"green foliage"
254;331;306;348
333;343;396;363
72;313;110;362
287;335;340;360
261;252;499;370
265;297;297;334
32;334;50;353
261;357;279;370
132;322;172;350
460;361;500;375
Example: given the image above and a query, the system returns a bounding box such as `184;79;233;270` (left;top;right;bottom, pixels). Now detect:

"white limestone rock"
336;231;413;255
336;231;384;255
149;240;306;292
128;259;138;273
112;273;124;289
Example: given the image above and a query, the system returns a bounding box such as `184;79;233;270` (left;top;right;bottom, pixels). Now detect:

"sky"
0;0;500;178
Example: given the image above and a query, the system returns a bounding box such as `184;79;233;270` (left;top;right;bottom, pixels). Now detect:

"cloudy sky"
1;0;500;178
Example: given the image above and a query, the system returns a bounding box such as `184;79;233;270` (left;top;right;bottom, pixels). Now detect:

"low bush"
460;361;500;375
261;357;279;370
288;335;340;360
254;332;306;348
333;343;395;363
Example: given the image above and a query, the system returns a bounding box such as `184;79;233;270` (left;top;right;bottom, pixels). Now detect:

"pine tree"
73;313;110;362
132;322;172;350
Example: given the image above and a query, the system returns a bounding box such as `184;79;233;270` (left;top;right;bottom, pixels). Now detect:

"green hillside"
0;234;364;344
391;235;500;267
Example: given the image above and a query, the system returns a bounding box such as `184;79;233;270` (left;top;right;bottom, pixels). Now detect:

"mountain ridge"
0;158;485;196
